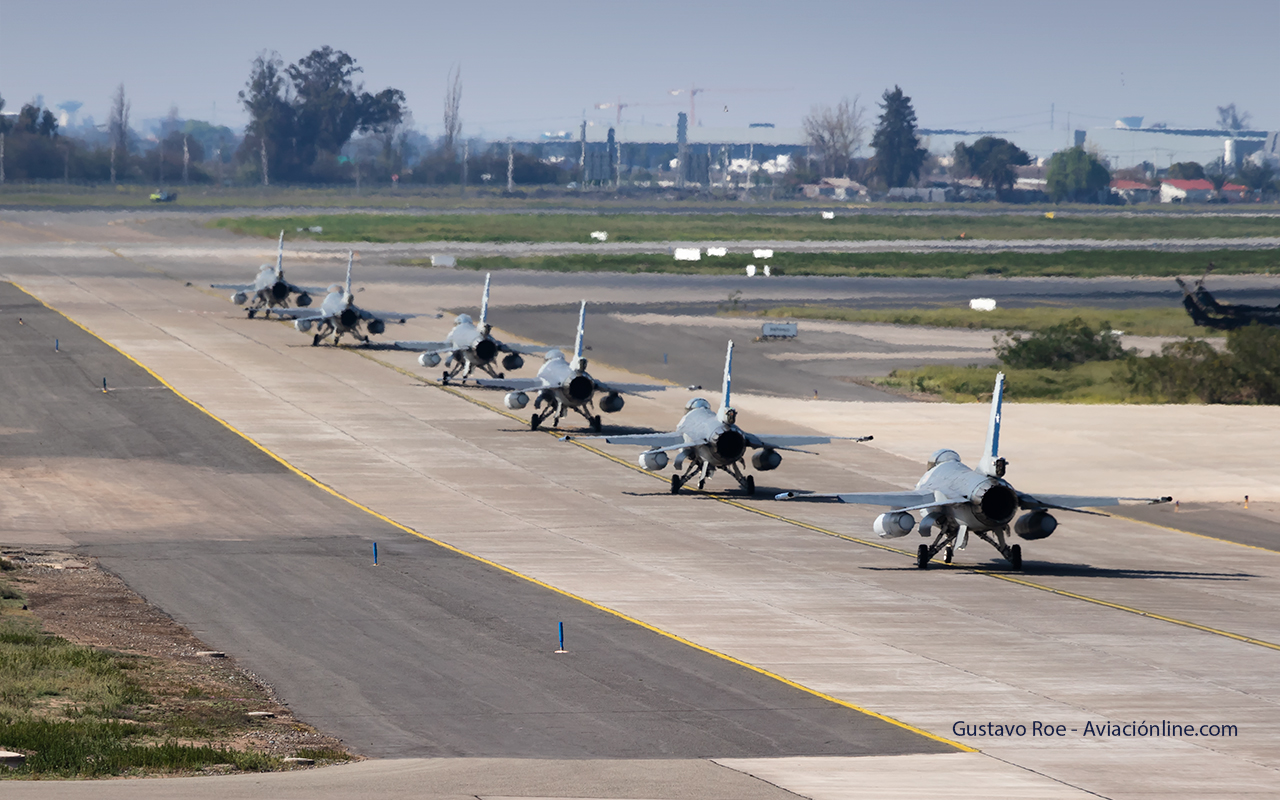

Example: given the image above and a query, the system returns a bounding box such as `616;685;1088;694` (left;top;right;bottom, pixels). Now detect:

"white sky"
2;0;1276;141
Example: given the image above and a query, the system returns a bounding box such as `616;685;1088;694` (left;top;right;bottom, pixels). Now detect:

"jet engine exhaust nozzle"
874;511;916;539
974;480;1019;527
475;338;498;363
566;375;594;402
713;429;747;463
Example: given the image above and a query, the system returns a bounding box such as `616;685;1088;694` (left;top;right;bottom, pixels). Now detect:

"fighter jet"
211;231;328;318
777;372;1171;569
567;340;871;496
395;273;564;382
472;301;666;431
274;252;423;346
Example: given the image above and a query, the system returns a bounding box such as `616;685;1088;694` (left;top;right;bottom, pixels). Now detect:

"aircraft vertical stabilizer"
344;252;354;300
573;300;587;362
719;340;734;413
978;371;1005;476
480;273;491;327
275;230;285;277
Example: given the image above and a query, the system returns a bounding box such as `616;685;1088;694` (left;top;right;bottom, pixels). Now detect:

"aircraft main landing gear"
1008;544;1022;570
743;475;755;495
247;309;257;319
311;334;322;346
916;545;931;569
590;415;602;432
943;546;954;564
670;475;682;494
530;412;542;431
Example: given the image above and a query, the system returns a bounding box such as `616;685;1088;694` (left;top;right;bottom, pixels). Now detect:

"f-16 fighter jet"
274;252;423;346
778;372;1171;569
211;231;328;318
395;273;565;382
568;340;870;496
473;301;666;431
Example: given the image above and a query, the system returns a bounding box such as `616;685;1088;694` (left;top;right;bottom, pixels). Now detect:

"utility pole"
579;119;587;192
182;135;190;185
507;140;514;192
260;138;269;186
109;145;115;185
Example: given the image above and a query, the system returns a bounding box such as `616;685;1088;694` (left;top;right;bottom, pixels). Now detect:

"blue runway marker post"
555;621;567;653
663;353;668;365
102;378;108;393
373;542;378;566
55;339;59;352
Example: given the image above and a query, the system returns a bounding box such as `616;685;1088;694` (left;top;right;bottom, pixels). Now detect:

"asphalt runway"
0;282;946;761
5;215;1280;798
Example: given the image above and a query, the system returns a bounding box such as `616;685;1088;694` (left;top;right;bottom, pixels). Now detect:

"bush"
995;317;1129;370
1127;324;1280;403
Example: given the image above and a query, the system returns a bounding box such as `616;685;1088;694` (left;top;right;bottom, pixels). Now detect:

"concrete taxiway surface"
2;214;1279;798
1;282;943;763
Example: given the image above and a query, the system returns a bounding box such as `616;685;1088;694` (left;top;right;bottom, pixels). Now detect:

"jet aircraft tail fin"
275;230;285;277
480;273;491;328
344;252;354;299
977;371;1005;477
573;300;587;362
719;340;734;414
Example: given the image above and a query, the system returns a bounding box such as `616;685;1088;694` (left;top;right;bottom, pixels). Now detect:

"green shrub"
996;317;1130;370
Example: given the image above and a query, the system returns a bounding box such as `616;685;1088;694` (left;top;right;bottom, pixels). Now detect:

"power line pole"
182;135;190;185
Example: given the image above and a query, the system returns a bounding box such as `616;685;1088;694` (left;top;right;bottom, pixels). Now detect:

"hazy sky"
2;0;1275;141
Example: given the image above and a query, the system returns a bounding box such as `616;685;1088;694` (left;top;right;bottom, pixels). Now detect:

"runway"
3;214;1280;798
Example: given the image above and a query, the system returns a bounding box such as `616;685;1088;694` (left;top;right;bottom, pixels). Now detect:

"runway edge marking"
11;283;973;755
353;349;1280;655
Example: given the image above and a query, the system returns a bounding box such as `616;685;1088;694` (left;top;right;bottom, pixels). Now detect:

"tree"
238;47;404;183
1166;161;1205;180
952;136;1031;192
802;97;864;178
870;86;927;188
1216;103;1252;132
0;93;9;135
1237;160;1276;193
996;318;1129;370
1045;146;1111;203
442;64;462;155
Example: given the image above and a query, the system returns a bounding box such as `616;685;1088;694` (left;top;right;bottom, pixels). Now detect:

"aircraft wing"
393;340;453;353
210;282;255;291
359;309;418;323
573;432;688;448
776;490;948;510
594;380;668;395
1019;493;1173;514
472;377;550;392
746;433;873;450
502;342;569;355
285;281;331;295
271;308;327;320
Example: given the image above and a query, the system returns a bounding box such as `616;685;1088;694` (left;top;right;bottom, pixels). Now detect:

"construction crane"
594;98;631;126
669;86;705;127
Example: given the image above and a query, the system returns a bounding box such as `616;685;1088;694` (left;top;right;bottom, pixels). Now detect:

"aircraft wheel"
943;546;954;564
670;475;682;494
590;415;602;432
530;413;542;431
247;309;257;319
311;334;321;347
497;372;505;379
697;477;706;490
916;545;930;569
441;372;450;384
744;475;755;496
1009;544;1022;571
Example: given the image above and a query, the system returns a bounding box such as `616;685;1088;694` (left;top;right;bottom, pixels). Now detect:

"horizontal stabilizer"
595;380;669;395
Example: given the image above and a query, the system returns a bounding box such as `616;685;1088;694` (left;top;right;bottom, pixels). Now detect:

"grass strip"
759;304;1218;338
214;213;1280;244
403;249;1280;279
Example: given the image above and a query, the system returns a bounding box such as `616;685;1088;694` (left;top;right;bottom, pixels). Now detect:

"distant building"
799;177;867;200
1111;179;1156;204
1160;179;1247;203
